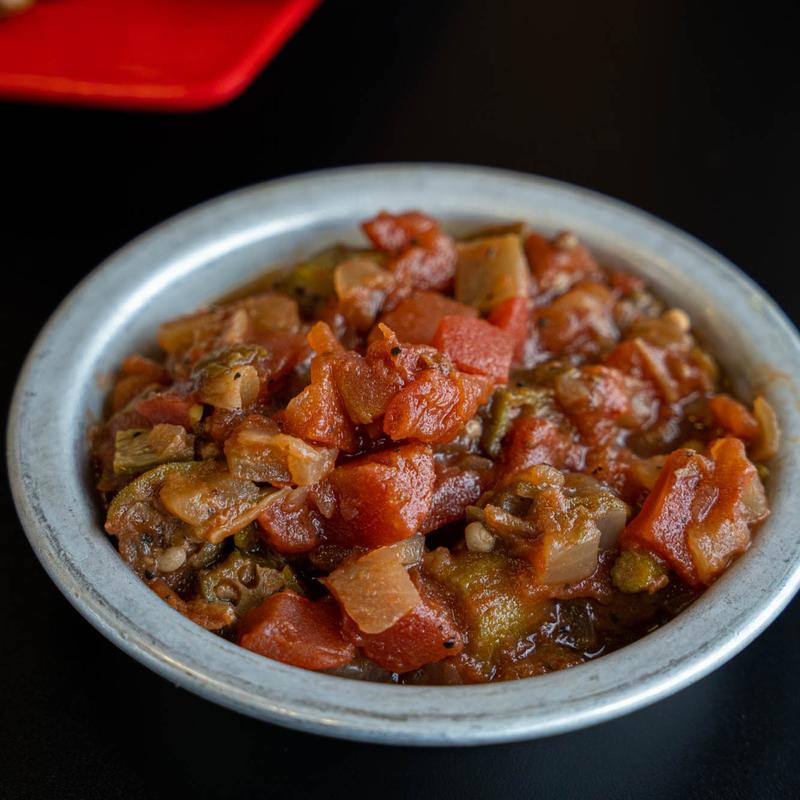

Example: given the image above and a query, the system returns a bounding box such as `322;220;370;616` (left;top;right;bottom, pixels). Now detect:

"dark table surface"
2;2;799;798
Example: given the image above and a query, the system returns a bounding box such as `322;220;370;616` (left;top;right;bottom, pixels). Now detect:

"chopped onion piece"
199;365;260;410
334;258;395;330
535;511;602;585
393;534;426;565
455;235;528;311
334;258;394;298
226;417;337;486
593;503;628;548
564;474;629;548
325;544;422;635
159;464;282;544
632;337;678;402
239;293;301;336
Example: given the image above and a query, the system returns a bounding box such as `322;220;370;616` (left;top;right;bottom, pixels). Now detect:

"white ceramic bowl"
8;165;800;746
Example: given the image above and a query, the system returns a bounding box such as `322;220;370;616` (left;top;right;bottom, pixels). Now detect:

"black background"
2;1;799;798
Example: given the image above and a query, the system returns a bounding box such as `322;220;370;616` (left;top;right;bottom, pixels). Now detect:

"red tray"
0;0;320;111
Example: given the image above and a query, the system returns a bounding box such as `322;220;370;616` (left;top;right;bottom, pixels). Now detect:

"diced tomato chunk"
608;271;646;295
488;296;530;361
257;488;322;553
687;438;767;583
307;320;344;355
708;394;759;439
390;240;458;301
585;446;651;506
327;332;439;426
378;290;477;345
324;443;436;548
135;389;199;428
433;315;514;383
503;417;582;478
342;576;463;673
203;407;248;444
422;461;493;533
362;211;438;253
535;282;617;356
331;351;401;425
253;333;309;386
363;211;458;305
621;438;767;587
604;334;715;405
524;231;600;294
621;448;708;586
383;368;493;444
237;591;355;670
554;365;656;446
283;356;358;452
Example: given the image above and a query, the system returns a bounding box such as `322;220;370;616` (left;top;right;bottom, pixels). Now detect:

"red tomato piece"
535;282;617;356
621;449;702;586
383;368;493;444
203;407;248;443
257;488;322;554
433;315;515;383
708;394;759;439
342;577;463;673
686;438;767;584
604;336;715;405
554;365;631;443
324;443;436;548
378;290;478;345
362;211;438;253
621;438;767;587
388;239;458;300
307;321;344;356
330;352;397;425
608;271;646;295
237;591;355;670
554;365;656;447
503;417;582;478
524;231;600;294
585;446;649;506
329;332;439;426
363;211;457;305
421;460;493;533
488;296;530;361
283;356;358;452
113;354;171;410
253;333;309;387
135;389;198;428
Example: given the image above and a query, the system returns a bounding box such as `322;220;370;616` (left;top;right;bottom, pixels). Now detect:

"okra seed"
465;521;495;553
157;546;186;573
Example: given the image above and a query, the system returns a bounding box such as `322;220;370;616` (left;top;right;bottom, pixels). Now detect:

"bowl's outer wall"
8;165;800;745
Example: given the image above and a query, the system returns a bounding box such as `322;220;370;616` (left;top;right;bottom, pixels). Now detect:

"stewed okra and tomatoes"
91;212;778;683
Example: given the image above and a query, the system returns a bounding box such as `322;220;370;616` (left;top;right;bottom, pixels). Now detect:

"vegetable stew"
90;211;778;683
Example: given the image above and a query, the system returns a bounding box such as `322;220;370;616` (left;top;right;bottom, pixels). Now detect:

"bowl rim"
8;163;800;746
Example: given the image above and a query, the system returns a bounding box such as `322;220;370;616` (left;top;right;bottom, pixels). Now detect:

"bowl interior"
9;165;800;745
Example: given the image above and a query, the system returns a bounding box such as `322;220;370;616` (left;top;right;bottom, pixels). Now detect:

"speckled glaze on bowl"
8;165;800;746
